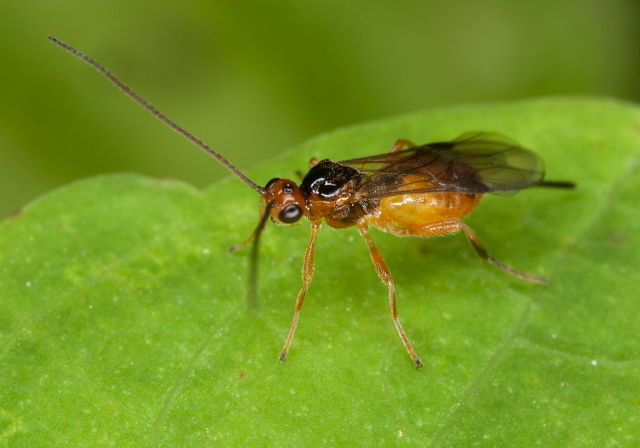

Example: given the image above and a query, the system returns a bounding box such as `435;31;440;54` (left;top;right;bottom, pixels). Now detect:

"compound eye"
278;204;303;224
265;178;280;189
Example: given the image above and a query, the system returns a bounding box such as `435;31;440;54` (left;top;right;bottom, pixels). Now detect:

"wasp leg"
294;170;305;181
458;222;547;285
374;219;548;285
294;158;320;181
357;222;423;369
280;221;321;362
389;139;417;153
230;199;270;253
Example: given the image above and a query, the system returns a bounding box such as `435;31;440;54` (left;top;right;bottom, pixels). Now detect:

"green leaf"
1;98;639;446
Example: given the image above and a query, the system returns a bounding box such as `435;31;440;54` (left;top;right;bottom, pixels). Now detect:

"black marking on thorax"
300;160;363;199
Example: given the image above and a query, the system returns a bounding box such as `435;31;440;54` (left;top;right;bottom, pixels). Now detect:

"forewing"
339;132;545;199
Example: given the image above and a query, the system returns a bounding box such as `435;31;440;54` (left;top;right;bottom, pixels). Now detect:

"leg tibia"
357;222;423;368
459;222;547;285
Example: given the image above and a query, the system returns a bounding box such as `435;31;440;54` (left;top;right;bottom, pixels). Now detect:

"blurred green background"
1;0;638;218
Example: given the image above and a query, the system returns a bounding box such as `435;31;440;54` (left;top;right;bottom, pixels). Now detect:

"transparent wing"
339;132;545;199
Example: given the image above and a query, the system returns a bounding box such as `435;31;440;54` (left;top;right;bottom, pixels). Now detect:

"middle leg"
389;139;417;153
357;222;423;369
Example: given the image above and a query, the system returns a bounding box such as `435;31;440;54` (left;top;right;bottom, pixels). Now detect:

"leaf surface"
1;98;639;446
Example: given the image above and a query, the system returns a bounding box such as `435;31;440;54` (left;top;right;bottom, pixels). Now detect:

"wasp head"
263;178;308;225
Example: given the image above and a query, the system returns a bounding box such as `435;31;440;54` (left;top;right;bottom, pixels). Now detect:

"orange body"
53;36;575;369
368;188;482;237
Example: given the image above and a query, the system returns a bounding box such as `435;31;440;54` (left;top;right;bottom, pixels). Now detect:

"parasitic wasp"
49;37;574;368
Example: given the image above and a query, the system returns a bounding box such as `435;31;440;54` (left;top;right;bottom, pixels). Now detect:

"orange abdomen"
367;191;482;236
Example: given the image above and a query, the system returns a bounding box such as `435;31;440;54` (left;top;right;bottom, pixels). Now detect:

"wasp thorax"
263;178;307;225
300;160;361;200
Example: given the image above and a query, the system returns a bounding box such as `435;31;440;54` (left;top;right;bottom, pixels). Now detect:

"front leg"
279;220;321;362
357;222;423;369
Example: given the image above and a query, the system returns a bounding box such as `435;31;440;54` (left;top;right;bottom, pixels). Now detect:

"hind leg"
383;219;547;284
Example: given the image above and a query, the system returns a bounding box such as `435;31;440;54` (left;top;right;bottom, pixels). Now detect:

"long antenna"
48;36;265;194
